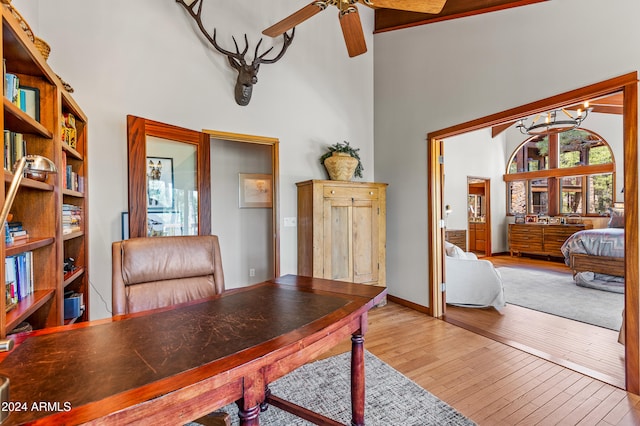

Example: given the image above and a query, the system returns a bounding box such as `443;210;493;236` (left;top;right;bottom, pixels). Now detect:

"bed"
560;227;625;277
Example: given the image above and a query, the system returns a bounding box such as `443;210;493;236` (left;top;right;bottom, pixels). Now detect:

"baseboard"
387;295;431;316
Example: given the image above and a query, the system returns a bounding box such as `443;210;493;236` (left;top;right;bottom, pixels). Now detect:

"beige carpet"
498;266;624;330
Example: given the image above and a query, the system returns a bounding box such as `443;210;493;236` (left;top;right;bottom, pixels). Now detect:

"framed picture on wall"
147;157;174;212
121;212;129;240
239;173;272;208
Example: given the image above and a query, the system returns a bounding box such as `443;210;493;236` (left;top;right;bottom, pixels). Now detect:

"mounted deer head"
177;0;295;106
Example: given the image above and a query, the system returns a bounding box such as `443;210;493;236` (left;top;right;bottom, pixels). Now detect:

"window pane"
588;146;613;165
529;179;548;215
559;129;611;167
507;137;549;173
560;176;583;214
146;136;198;236
587;173;613;214
508;181;527;215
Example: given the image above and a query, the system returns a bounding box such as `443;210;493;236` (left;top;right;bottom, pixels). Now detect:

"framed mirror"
127;115;211;238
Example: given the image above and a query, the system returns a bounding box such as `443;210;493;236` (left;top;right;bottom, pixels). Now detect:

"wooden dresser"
445;229;467;251
468;222;486;253
508;223;592;258
296;180;387;288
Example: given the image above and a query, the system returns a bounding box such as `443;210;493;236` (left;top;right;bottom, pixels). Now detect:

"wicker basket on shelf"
2;0;51;61
34;37;50;60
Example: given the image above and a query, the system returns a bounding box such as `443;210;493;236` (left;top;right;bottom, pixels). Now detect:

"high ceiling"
375;0;549;33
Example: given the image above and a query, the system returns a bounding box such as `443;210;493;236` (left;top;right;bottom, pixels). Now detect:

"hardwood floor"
320;302;640;425
445;254;625;389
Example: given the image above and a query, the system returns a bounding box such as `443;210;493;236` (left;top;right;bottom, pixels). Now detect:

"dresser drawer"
324;186;378;200
510;241;543;252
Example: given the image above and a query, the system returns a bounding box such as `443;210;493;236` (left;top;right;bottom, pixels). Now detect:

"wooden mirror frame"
126;115;211;238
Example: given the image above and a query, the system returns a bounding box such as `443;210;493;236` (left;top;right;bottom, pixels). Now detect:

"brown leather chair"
112;235;230;425
112;235;225;315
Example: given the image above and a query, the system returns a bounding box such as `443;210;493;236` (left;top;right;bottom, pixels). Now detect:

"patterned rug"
190;351;474;425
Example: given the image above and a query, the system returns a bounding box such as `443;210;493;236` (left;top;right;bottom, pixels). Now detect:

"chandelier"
516;102;592;136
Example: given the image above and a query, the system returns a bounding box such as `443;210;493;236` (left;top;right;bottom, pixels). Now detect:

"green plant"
320;141;363;178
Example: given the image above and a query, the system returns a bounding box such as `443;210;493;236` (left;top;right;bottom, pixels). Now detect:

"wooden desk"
0;275;386;425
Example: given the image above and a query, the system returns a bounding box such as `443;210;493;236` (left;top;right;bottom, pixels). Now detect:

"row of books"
62;204;82;234
3;131;26;172
61;151;84;192
5;221;28;246
5;251;34;309
4;72;40;121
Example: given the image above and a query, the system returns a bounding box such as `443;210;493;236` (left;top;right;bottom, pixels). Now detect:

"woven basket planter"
35;37;50;60
324;152;358;181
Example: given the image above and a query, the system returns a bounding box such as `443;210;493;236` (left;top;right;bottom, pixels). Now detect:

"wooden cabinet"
468;222;486;253
508;224;591;258
445;229;466;252
297;180;387;287
0;7;89;337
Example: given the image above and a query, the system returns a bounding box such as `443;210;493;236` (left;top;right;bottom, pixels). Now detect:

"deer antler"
177;0;294;66
176;0;295;106
254;29;295;65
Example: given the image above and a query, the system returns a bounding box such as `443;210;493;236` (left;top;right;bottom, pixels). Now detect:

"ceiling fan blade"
339;8;367;58
263;2;326;37
360;0;447;14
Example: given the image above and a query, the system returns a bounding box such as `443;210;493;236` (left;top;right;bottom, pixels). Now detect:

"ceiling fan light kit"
516;102;593;136
263;0;448;58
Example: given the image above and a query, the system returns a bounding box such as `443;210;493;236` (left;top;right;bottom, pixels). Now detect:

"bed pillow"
444;241;467;258
608;206;625;228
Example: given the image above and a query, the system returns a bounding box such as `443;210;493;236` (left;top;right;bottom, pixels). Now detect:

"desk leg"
237;372;264;425
236;404;260;426
351;333;365;426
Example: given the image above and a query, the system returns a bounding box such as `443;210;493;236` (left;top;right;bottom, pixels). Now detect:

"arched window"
505;129;615;216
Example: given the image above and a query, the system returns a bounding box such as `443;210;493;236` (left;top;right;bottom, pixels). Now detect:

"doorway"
467;177;491;256
427;72;639;393
205;130;280;288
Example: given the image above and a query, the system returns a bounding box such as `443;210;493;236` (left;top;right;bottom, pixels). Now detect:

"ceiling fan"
263;0;447;58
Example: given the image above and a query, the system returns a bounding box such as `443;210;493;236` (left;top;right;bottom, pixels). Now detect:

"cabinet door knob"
331;190;335;194
370;191;374;195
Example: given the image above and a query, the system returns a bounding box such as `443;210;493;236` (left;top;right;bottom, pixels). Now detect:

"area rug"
190;351;475;426
498;267;624;331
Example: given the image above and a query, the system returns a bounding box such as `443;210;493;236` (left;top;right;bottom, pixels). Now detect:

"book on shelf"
18;86;40;121
62;204;82;234
61;151;67;188
64;164;81;192
4;252;33;304
3;131;26;172
4;72;19;105
4;222;12;245
5;222;28;245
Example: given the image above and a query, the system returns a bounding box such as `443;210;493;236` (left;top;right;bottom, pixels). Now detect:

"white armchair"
445;242;505;310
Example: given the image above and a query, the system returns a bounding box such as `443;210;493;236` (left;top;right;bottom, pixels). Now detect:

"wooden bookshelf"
1;4;89;337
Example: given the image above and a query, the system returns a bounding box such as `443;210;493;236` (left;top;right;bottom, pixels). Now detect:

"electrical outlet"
284;217;297;227
249;268;255;277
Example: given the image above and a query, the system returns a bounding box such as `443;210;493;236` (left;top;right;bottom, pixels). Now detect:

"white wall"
22;0;375;319
443;128;508;252
374;0;640;307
